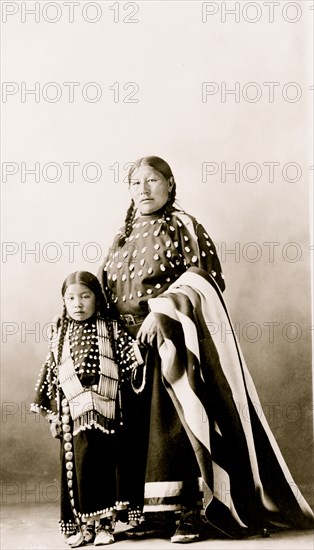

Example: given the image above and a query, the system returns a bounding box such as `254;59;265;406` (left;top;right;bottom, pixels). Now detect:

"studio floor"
1;504;313;550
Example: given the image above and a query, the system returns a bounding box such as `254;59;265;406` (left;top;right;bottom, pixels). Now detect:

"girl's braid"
106;317;117;360
56;305;69;366
95;293;117;359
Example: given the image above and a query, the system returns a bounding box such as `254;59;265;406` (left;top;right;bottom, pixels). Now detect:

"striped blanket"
148;267;314;537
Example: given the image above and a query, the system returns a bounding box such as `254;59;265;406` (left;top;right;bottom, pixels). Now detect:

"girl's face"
129;165;173;215
63;283;96;321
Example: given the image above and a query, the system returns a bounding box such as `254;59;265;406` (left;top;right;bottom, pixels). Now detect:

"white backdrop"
1;0;313;508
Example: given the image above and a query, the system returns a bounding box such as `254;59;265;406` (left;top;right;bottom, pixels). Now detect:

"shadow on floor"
1;503;313;550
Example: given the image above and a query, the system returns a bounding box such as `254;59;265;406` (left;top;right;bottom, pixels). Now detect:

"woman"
98;156;314;543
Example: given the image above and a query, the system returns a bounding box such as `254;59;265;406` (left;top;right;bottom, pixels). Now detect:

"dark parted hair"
56;271;112;365
118;156;177;247
61;271;107;306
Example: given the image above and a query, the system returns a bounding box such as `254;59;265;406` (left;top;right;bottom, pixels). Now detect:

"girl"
31;271;142;547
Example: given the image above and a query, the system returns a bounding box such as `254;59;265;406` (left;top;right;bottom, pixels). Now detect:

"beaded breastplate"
53;318;119;435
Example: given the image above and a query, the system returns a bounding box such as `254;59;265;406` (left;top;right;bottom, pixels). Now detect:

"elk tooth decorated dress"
100;208;314;537
101;210;225;519
105;210;225;316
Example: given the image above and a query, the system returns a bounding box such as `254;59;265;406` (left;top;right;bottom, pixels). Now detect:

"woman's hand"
136;312;157;346
48;417;63;438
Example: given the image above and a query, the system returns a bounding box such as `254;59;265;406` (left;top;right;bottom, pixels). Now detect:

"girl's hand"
49;418;63;438
136;312;157;346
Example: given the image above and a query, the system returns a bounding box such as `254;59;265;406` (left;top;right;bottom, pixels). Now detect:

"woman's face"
129;165;173;215
63;283;96;321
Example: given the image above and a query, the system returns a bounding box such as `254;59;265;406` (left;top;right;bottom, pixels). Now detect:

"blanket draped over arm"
148;267;314;537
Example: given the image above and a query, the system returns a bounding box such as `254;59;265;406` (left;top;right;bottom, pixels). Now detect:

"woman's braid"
117;200;136;247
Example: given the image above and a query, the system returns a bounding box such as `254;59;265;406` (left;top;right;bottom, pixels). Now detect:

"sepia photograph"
1;1;314;548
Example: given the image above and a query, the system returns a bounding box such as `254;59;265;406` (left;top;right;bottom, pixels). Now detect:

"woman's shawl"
148;266;314;537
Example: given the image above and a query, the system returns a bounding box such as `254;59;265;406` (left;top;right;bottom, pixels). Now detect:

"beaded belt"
119;313;147;326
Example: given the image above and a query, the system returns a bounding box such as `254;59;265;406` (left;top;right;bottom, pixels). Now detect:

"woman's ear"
169;176;174;190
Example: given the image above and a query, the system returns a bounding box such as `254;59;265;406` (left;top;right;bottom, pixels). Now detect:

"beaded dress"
31;314;138;535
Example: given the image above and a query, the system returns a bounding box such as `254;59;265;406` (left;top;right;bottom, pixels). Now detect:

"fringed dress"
99;209;314;537
31;314;138;535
